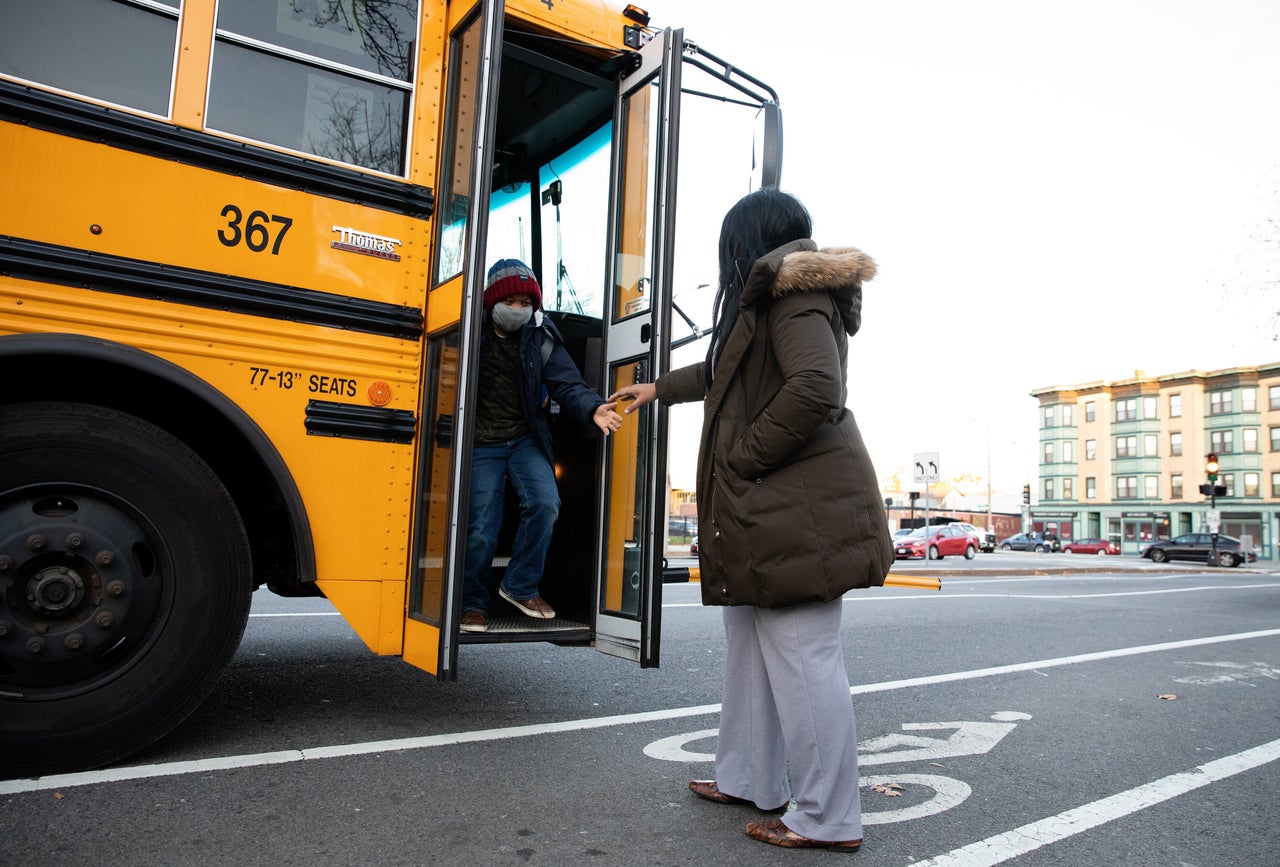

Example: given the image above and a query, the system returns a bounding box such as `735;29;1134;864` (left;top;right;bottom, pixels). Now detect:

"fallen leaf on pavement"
1158;694;1178;700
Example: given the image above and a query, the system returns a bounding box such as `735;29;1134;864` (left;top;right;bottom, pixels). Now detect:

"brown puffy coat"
657;239;893;607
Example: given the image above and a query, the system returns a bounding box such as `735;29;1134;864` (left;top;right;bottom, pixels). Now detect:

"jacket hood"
741;239;876;335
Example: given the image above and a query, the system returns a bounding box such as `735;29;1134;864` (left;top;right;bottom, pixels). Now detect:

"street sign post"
912;453;940;567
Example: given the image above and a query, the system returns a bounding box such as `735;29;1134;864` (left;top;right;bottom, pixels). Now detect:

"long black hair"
705;188;813;383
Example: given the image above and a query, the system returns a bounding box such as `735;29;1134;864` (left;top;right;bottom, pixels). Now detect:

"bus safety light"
622;5;650;25
368;380;392;406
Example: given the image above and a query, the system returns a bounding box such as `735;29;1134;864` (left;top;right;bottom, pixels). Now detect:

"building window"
1169;393;1182;417
1043;443;1053;464
1086;401;1096;422
1241;387;1257;412
1171;474;1183;499
1116;398;1136;421
1143;395;1157;419
1272;426;1280;452
1063;478;1074;499
1171;431;1183;457
1243;429;1258;452
1272;472;1280;498
1086;477;1097;499
1043;479;1054;500
1209;390;1233;415
1143;434;1158;457
1086;439;1096;460
1271;385;1280;411
1063;405;1074;426
1144;476;1158;499
1117;476;1137;499
1209;430;1234;453
1063;441;1074;462
1116;435;1137;458
1243;472;1259;497
1223;474;1235;497
1043;407;1053;428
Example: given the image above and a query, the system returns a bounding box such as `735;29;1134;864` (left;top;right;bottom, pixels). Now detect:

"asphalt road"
4;561;1279;866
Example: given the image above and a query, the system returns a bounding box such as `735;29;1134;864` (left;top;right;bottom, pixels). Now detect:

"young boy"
460;259;623;632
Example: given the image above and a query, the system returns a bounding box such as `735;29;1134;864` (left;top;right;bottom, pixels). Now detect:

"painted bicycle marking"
643;712;1031;823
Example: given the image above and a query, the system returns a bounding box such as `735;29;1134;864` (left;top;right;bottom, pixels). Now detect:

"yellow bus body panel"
0;121;433;658
0;124;429;307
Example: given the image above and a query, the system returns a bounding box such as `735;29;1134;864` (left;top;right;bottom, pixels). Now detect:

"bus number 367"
218;205;294;255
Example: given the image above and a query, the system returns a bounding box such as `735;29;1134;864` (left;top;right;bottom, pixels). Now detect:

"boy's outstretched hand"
592;401;625;435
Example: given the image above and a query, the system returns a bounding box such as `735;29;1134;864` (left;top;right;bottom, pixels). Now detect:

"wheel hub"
0;489;162;693
27;565;87;615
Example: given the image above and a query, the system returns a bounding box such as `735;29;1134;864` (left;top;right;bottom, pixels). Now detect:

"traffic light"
1205;453;1219;481
1022;484;1030;505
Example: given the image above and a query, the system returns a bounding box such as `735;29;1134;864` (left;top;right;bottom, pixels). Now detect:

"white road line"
249;611;342;618
3;627;1277;795
661;583;1280;608
907;738;1280;867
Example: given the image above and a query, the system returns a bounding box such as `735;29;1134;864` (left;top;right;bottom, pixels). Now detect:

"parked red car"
1061;538;1120;555
894;525;976;560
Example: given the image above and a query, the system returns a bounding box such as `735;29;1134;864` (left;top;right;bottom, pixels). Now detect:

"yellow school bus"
0;0;783;775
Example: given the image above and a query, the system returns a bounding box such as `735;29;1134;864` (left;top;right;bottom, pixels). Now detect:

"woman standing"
610;188;893;851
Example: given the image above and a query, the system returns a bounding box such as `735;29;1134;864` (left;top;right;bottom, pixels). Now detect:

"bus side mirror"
754;102;783;189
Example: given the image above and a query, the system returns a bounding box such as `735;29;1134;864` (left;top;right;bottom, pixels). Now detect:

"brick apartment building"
1031;362;1280;558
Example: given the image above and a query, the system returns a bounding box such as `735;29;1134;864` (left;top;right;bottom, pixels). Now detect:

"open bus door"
593;28;681;665
403;7;680;677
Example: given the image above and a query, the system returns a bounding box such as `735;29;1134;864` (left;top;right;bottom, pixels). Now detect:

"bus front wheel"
0;402;253;776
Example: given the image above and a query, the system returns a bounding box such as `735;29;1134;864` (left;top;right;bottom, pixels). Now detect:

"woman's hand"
592;401;625;435
608;382;657;414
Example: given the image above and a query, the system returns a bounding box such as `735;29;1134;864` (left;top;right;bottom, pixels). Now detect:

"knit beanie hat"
484;259;542;309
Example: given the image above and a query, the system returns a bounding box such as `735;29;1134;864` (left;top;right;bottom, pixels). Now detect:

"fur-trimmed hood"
774;246;877;294
742;239;876;336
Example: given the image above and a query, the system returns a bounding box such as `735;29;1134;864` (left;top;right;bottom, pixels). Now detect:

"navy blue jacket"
479;311;604;465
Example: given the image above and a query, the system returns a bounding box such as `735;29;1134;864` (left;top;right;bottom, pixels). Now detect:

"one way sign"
913;452;940;483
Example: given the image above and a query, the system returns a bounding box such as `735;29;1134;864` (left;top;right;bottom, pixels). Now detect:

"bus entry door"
593;29;682;666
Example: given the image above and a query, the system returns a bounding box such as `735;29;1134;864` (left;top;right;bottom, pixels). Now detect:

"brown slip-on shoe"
690;781;787;811
460;610;488;632
689;780;752;805
746;817;862;852
499;587;555;619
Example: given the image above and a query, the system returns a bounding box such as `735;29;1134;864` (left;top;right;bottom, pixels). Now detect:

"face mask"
491;303;533;333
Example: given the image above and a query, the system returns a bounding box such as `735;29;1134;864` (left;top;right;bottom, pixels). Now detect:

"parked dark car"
1140;533;1256;568
895;525;977;560
998;532;1059;553
1061;538;1121;555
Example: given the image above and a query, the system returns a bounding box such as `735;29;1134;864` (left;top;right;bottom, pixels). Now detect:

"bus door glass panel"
410;330;459;624
434;13;484;284
595;29;680;665
602;360;648;619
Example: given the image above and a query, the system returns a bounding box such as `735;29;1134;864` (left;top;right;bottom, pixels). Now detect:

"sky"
641;0;1280;498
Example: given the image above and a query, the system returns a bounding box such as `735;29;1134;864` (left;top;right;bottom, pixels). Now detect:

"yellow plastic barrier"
669;567;940;592
883;574;942;591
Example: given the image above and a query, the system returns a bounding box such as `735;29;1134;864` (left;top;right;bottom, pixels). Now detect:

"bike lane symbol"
643;711;1032;823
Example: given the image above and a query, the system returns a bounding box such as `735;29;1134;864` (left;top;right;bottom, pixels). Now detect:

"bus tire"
0;402;252;776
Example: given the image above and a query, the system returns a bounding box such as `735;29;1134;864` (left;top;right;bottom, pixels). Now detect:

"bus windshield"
488;124;611;318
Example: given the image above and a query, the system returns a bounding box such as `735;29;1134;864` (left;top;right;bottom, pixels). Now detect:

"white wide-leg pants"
714;600;863;841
